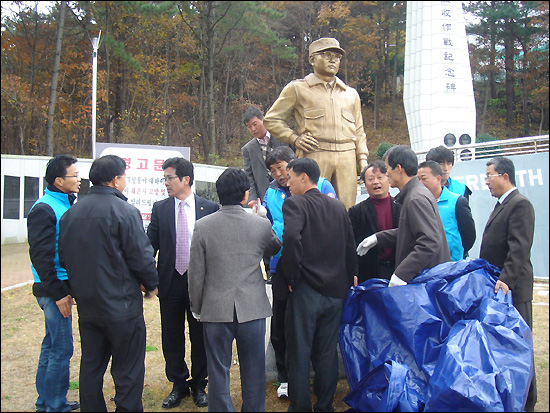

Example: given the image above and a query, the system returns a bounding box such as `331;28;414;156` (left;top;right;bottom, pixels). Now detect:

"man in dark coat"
59;155;159;412
480;156;537;412
278;158;356;412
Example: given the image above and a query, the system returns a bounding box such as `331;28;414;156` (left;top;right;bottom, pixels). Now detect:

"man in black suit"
147;157;219;409
479;156;536;412
278;158;356;412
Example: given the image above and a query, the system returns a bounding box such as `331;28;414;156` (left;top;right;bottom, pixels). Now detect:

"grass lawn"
1;280;548;412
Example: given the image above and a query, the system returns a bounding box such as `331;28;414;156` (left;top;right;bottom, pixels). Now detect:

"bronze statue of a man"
263;37;368;210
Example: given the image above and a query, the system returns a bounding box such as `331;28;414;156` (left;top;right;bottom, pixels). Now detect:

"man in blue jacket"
426;145;472;199
28;154;81;413
417;160;476;260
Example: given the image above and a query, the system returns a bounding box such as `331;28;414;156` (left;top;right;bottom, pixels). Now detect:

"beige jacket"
264;73;368;162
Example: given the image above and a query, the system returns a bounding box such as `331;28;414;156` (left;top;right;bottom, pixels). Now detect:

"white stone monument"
404;1;476;159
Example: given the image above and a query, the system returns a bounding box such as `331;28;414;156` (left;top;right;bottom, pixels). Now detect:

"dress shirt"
498;187;517;205
257;131;271;146
175;193;196;247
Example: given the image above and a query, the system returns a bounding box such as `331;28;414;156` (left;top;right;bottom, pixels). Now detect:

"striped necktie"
175;201;189;275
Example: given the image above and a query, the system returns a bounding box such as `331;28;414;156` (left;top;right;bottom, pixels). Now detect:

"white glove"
356;234;377;256
252;203;267;218
388;273;407;288
192;312;201;321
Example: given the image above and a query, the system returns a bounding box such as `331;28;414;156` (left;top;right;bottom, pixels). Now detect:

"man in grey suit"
241;106;288;205
480;156;536;412
188;168;281;412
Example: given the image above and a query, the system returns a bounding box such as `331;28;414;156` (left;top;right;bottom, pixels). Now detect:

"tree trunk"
206;2;216;163
480;76;490;135
46;1;66;156
504;20;515;134
391;30;400;124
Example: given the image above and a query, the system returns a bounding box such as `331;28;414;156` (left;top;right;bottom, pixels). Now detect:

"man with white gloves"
357;145;450;287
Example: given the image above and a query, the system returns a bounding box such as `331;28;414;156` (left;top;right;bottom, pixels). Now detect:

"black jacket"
278;188;356;299
59;185;159;322
28;185;75;300
348;196;401;283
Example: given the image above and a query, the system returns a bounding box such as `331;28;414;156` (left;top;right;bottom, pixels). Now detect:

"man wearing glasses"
264;37;369;210
147;157;219;409
28;154;81;413
479;156;537;412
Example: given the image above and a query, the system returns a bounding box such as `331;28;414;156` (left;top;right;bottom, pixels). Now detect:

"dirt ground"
1;242;549;412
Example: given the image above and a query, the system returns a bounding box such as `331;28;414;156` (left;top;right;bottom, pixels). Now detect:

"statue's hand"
359;159;368;175
295;133;319;153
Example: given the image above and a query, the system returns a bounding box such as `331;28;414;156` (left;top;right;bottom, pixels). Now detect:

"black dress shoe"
36;400;79;412
192;388;208;407
162;388;190;409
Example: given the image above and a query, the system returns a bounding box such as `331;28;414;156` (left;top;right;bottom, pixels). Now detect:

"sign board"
95;143;190;231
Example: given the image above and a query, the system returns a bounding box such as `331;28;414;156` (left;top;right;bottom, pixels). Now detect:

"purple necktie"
175;201;189;275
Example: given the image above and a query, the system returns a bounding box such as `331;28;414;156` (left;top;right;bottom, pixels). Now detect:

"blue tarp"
339;259;534;412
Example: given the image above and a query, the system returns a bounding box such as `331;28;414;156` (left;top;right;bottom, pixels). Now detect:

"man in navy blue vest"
417;160;476;260
28;154;81;412
426;145;472;199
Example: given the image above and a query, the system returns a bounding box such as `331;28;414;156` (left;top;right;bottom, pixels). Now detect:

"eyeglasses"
63;173;80;178
484;173;503;182
160;175;179;184
315;51;342;61
117;175;126;179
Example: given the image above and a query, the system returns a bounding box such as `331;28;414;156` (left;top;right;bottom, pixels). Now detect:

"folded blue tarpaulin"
339;259;533;412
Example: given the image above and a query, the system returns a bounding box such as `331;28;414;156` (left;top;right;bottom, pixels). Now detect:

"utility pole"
91;31;101;159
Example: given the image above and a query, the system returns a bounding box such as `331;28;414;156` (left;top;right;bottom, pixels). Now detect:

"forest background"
1;1;549;166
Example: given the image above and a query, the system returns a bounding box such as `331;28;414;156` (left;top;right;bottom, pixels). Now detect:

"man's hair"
418;160;443;177
265;146;296;169
286;157;320;185
360;160;387;182
89;155;126;186
242;107;264;125
162;157;194;186
385;145;418;177
45;154;78;185
426;145;455;165
487;156;516;186
216;168;250;206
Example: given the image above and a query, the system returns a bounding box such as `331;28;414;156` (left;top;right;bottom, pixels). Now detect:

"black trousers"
514;300;537;412
285;281;343;412
159;270;207;392
78;314;146;412
270;295;288;383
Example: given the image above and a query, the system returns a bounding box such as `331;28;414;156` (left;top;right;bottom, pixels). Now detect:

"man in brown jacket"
357;145;450;286
263;37;368;210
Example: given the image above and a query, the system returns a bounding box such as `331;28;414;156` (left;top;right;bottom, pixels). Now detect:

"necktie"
175;201;189;275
